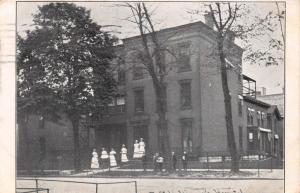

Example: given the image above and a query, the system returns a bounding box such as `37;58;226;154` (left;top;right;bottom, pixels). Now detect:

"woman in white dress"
100;147;109;168
109;148;117;167
139;138;145;158
120;144;128;163
133;140;140;159
90;148;99;169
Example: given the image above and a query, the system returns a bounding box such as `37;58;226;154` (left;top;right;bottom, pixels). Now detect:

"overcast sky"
17;2;285;95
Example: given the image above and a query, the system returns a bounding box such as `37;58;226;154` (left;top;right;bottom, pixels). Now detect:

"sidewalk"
70;168;283;179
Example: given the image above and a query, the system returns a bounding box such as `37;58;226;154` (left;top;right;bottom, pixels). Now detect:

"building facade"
257;92;284;116
241;96;283;159
94;21;244;159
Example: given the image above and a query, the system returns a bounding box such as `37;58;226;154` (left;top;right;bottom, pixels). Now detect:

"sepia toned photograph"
16;1;285;193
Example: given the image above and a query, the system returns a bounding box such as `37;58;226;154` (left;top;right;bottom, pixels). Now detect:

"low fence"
16;188;49;193
88;155;283;178
17;178;137;193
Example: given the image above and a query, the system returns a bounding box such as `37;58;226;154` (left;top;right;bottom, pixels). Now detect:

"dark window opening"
181;119;193;153
267;114;272;129
177;44;191;72
134;89;144;113
118;70;126;85
180;81;192;109
133;66;144;80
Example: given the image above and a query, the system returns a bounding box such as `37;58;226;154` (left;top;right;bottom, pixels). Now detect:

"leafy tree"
17;3;117;171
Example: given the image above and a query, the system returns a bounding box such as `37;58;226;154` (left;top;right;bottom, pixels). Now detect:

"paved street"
17;176;284;193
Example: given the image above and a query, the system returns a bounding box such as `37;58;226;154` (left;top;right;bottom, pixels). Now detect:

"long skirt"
110;155;117;167
91;157;99;169
133;149;140;158
121;153;128;163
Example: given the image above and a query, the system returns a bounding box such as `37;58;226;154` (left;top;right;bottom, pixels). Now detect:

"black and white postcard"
0;0;299;193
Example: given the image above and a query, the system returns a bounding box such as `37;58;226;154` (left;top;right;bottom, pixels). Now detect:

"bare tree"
188;2;285;172
205;3;240;172
120;2;178;156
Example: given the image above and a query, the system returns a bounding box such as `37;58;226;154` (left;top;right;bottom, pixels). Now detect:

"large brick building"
94;20;243;158
17;20;284;170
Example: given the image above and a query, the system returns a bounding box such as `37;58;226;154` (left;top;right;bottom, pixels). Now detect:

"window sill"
133;77;144;80
177;68;192;73
180;106;192;110
134;111;145;114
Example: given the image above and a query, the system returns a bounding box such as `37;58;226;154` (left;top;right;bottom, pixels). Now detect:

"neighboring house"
242;96;284;159
257;92;284;116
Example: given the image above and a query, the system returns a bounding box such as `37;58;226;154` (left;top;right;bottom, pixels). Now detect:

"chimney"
204;12;214;29
261;87;266;95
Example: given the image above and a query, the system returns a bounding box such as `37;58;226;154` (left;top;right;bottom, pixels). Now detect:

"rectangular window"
257;112;261;127
261;113;265;127
107;98;115;114
274;119;278;134
177;44;191;72
116;96;126;113
180;81;192;109
239;126;243;150
108;98;115;106
116;96;125;105
134;89;144;113
181;119;193;153
247;108;254;126
133;66;144;80
118;70;126;85
248;132;253;142
267;114;272;129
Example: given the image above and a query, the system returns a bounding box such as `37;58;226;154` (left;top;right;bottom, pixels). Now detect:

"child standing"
90;149;99;169
109;148;117;167
100;147;109;168
120;144;128;163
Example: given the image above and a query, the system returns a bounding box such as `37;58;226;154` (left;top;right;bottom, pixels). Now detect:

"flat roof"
242;74;256;82
243;95;270;108
121;21;243;52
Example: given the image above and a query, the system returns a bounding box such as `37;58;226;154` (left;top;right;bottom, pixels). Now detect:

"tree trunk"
218;35;239;173
70;116;81;172
155;84;171;158
19;114;30;171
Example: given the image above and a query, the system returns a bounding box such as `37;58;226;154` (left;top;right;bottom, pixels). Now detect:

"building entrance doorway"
133;125;148;146
96;125;127;152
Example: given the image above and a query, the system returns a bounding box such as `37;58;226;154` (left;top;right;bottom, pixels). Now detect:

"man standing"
141;153;147;172
157;154;164;172
171;151;177;171
153;152;159;172
182;151;188;171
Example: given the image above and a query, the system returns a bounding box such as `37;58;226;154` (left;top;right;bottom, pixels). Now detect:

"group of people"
91;138;190;172
90;138;146;169
152;151;189;172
